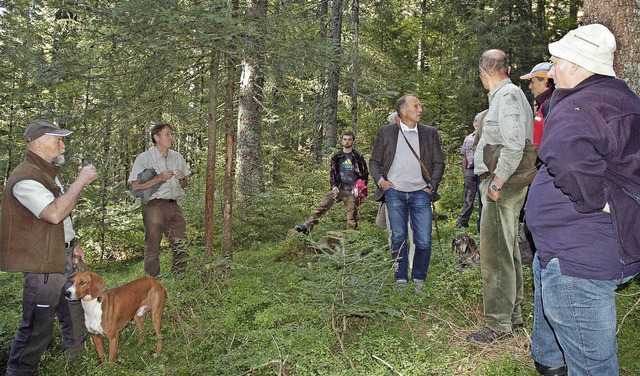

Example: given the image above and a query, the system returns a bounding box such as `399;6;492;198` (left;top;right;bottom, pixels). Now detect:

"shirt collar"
487;77;512;100
152;146;170;158
400;121;418;132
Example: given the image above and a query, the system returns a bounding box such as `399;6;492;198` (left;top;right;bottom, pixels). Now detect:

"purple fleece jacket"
527;75;640;280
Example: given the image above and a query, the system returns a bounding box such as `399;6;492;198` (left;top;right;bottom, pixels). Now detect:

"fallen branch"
618;295;640;335
239;359;287;376
371;354;403;376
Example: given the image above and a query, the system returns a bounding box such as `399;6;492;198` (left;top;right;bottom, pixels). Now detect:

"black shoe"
534;361;567;376
455;223;469;229
294;225;309;236
512;323;524;332
466;327;507;343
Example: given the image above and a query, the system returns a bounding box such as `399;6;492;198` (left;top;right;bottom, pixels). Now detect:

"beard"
52;154;66;166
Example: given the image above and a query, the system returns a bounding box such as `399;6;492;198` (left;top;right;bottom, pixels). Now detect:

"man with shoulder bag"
370;95;445;294
467;49;534;343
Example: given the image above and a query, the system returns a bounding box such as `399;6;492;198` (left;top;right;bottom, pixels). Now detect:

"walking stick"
431;202;444;256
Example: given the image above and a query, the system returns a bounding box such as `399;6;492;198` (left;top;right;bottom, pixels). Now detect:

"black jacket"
369;123;445;201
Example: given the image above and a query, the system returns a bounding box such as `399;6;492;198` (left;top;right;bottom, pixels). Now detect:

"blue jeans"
384;188;432;281
532;255;634;375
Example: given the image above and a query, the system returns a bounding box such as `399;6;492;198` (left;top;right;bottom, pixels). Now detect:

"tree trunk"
205;53;220;256
314;0;329;167
350;0;359;134
582;0;640;94
222;53;236;259
569;0;580;25
535;0;546;32
325;0;343;154
236;0;267;202
417;0;427;72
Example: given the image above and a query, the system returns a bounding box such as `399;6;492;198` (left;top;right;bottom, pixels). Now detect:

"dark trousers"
6;248;85;376
142;199;187;277
457;168;479;229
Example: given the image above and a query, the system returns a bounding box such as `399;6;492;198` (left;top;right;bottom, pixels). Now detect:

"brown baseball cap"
24;119;73;142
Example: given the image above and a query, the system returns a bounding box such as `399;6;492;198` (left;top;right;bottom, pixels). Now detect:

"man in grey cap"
527;24;640;376
0;119;98;375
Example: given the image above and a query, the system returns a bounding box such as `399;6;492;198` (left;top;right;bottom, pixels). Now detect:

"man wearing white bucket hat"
527;24;640;376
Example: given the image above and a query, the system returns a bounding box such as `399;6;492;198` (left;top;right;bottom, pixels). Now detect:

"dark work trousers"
457;168;479;229
142;199;187;277
476;178;483;232
6;246;86;376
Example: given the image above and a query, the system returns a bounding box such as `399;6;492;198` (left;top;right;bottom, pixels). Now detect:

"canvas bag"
482;140;538;189
375;202;387;229
131;168;164;204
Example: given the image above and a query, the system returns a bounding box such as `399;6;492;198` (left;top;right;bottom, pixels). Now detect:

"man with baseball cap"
1;119;98;374
23;119;74;142
526;24;640;375
516;62;556;267
520;62;555;147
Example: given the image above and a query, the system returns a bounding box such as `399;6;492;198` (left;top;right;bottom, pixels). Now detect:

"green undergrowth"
1;206;639;375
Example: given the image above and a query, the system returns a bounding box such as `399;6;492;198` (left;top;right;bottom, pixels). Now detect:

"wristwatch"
490;182;502;192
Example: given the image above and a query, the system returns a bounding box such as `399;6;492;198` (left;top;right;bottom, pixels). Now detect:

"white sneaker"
396;279;408;291
413;279;424;294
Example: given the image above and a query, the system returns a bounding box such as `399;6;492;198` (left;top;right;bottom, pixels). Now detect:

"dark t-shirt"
338;153;356;191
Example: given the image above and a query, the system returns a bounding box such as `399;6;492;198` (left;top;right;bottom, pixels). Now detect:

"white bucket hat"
548;23;616;77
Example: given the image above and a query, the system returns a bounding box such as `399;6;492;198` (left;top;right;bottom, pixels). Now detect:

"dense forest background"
1;0;639;256
0;0;592;255
2;1;640;375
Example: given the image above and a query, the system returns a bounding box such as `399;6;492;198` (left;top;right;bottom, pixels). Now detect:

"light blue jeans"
532;255;635;375
384;188;432;281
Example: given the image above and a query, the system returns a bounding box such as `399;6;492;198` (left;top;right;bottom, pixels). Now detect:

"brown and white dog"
66;270;167;362
451;232;480;270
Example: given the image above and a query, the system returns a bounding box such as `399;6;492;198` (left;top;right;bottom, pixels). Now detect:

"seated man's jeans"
384;188;432;281
532;254;635;375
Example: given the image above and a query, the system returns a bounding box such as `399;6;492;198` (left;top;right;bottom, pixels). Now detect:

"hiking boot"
294;225;309;236
534;361;567;376
395;279;407;291
413;279;424;294
466;327;507;343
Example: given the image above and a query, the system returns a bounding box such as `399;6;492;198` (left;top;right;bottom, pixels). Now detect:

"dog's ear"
451;236;456;250
89;272;107;298
467;235;477;250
